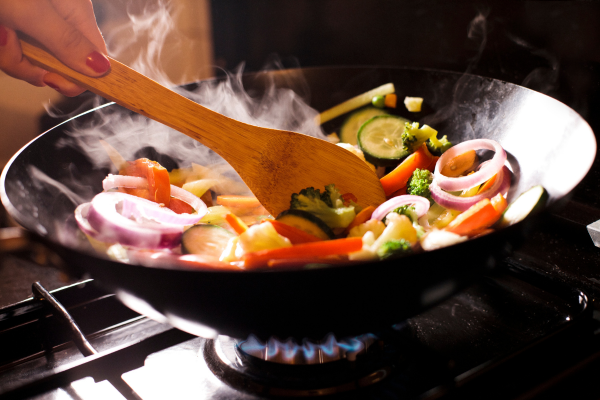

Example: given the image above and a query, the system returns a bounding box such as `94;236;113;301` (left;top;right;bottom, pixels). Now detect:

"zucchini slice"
182;224;236;257
340;107;389;145
497;185;548;228
357;115;411;166
276;210;335;240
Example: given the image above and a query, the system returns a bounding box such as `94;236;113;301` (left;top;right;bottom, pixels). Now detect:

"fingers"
50;0;107;53
14;0;110;77
42;72;86;97
0;25;47;86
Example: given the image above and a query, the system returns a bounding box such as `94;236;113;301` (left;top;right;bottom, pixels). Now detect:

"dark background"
209;0;600;210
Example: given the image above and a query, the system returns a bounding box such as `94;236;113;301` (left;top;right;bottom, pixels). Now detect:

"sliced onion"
370;195;431;221
102;174;207;223
75;202;115;243
103;174;147;191
430;166;511;211
86;192;185;249
434;139;506;191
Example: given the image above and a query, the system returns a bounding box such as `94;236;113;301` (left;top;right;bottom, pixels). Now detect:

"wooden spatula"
21;41;386;216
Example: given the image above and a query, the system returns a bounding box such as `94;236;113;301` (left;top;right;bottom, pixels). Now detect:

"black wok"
1;67;595;340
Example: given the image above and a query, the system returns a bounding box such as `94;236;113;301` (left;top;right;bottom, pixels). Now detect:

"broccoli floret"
427;134;453;156
401;122;438;153
407;168;434;204
402;122;451;155
377;239;412;260
290;185;356;228
384;205;418;223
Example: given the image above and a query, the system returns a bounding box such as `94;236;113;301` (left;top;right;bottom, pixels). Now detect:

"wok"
1;67;595;340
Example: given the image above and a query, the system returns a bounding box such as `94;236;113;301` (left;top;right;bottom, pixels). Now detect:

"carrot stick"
344;206;376;235
380;144;433;197
225;213;249;234
217;195;262;209
268;220;323;244
243;237;363;269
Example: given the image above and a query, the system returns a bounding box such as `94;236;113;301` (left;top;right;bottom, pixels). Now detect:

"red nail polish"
0;26;8;46
86;51;110;74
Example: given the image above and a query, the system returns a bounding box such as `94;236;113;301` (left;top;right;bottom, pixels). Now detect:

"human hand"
0;0;109;96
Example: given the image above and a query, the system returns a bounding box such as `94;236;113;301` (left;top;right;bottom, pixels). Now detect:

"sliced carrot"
268;220;323;244
440;150;477;177
243;237;363;269
225;213;249;234
384;93;397;108
380;144;433;197
217;195;262;209
444;196;504;237
477;173;497;194
490;192;508;214
344;206;376;235
120;158;171;206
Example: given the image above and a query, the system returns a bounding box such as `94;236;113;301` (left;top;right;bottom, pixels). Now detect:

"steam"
507;33;560;95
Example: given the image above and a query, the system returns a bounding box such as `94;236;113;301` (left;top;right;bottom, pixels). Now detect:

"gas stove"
2;202;600;399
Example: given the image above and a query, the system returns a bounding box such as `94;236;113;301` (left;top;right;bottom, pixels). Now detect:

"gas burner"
237;333;379;364
203;335;393;397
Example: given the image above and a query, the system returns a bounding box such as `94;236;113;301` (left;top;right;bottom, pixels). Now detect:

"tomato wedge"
120;158;171;206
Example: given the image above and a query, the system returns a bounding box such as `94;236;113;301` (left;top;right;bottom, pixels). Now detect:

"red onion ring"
370;195;431;221
102;174;207;223
434;139;506;191
430;166;511;211
75;202;115;243
86;192;185;249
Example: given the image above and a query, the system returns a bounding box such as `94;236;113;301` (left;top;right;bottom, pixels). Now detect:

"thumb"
15;0;110;76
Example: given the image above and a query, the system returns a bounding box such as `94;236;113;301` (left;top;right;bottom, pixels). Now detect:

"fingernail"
85;51;110;74
42;77;61;92
0;26;8;46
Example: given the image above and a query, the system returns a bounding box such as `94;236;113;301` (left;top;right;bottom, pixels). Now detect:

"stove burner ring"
204;336;391;397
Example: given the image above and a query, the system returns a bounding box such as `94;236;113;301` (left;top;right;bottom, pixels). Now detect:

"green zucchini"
497;185;548;228
339;107;389;145
357;115;411;166
275;209;335;240
181;224;236;257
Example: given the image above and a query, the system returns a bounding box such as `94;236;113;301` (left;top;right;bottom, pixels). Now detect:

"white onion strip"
370;195;431;221
103;174;147;191
430;166;511;211
434;139;506;191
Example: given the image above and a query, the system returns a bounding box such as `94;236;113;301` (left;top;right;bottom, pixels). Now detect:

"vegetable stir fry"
75;84;547;270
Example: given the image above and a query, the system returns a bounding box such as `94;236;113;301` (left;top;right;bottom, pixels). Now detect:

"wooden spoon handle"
20;40;256;162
